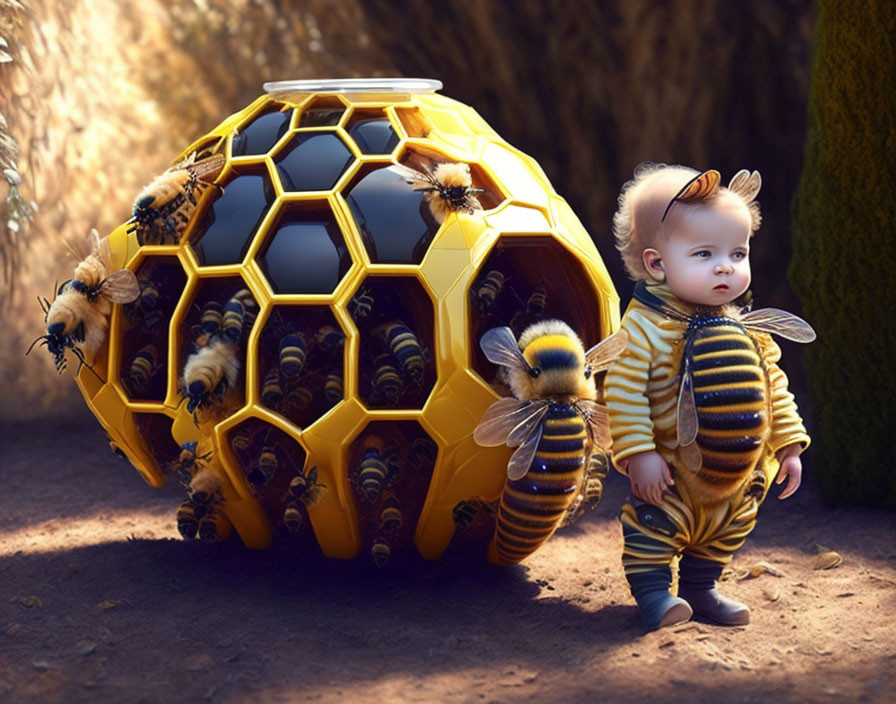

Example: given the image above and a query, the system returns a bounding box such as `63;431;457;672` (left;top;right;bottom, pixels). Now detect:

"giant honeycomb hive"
76;78;620;563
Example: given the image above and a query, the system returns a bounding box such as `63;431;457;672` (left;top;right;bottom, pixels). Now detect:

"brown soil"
1;417;894;703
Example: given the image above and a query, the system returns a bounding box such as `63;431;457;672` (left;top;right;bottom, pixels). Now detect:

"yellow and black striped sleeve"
604;310;656;470
758;334;811;454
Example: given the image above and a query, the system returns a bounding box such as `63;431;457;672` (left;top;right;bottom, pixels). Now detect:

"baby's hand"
775;444;803;500
625;450;674;506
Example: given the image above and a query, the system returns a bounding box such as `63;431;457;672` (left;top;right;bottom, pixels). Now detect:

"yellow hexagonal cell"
59;79;619;565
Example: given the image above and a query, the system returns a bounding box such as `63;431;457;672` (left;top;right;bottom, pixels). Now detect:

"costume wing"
741;308;816;343
584;330;628;376
676;358;699;447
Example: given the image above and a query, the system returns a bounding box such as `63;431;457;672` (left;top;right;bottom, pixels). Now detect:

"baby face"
644;197;752;307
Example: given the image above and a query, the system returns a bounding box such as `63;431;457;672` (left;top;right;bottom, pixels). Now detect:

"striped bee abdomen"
491;403;586;565
686;318;768;485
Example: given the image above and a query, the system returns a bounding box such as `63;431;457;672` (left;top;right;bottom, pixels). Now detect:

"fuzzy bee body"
286;384;313;410
127;344;160;394
247;446;278;488
278;332;307;379
472;269;505;312
261;367;285;407
30;230;138;379
324;371;343;403
379;494;403;532
354;439;398;503
493;403;588;563
397;162;485;224
371;352;402;403
316;325;345;352
283;466;324;533
375;320;424;384
128;152;225;246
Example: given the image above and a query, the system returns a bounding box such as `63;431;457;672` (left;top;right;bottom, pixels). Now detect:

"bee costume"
606;281;813;628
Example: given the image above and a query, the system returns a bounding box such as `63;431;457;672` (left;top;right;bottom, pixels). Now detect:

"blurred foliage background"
7;0;884;507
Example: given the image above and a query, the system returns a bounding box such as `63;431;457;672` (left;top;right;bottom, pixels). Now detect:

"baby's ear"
642;249;665;282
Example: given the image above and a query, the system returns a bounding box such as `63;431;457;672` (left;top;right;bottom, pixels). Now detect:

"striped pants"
620;476;764;577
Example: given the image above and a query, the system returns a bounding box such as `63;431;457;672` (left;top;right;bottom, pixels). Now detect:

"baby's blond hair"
612;163;762;281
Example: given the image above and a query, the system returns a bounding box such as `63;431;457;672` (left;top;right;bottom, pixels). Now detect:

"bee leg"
677;555;750;626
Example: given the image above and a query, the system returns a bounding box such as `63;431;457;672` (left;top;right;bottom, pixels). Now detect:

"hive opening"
348;277;436;410
256;305;345;429
348;422;438;566
468;236;606;393
119;257;186;402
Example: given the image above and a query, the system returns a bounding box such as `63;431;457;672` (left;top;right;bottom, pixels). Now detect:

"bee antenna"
71;347;107;384
25;335;47;356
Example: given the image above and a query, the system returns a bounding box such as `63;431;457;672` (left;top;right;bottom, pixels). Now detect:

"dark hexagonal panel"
469;236;605;393
232;107;292;156
190;169;275;266
344;165;437;264
274;132;354;192
227;418;316;544
348;277;436;410
345;109;399;155
120;257;187;402
257;202;351;295
348;421;437;567
257;305;345;429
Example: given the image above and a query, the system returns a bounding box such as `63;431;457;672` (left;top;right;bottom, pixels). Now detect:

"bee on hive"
128;151;225;246
474;322;626;565
396;161;485;224
29;229;139;377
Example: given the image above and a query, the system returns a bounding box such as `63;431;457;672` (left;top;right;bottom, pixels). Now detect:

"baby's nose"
715;262;734;274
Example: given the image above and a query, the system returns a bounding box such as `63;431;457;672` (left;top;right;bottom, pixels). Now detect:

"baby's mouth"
713;283;729;292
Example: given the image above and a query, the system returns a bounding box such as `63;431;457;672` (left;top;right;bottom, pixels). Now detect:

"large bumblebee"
474;321;626;565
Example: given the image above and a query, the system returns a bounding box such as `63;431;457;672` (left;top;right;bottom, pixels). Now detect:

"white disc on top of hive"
263;78;443;98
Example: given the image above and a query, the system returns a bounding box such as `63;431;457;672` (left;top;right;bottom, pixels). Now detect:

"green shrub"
790;0;896;506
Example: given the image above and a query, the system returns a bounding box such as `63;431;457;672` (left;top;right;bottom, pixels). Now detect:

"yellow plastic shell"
74;87;619;560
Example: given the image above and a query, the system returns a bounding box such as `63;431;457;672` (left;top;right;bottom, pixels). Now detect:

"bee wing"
480;326;529;373
190;153;226;182
474;398;548;447
741;308;816;343
307;465;318;484
676;359;699;447
391;163;436;190
102;269;140;303
507;419;545;481
86;228;102;257
584;330;628;375
574;399;611;449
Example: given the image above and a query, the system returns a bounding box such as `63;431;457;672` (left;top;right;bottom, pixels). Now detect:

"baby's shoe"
677;554;750;626
627;567;693;631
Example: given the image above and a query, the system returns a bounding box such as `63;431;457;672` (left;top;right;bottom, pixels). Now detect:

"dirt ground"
1;416;894;704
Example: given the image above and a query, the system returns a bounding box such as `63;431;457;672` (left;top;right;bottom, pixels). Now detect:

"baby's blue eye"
694;250;711;258
733;251;747;260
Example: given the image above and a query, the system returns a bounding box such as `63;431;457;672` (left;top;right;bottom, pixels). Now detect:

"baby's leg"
620;500;691;630
678;493;760;626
